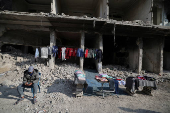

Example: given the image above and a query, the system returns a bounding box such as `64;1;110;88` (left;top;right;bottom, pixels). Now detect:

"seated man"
15;66;39;104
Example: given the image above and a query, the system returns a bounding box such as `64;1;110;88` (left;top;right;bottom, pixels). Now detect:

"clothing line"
34;46;103;63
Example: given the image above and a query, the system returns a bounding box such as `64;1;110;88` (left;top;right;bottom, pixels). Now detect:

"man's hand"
25;82;29;86
25;82;33;86
28;82;33;86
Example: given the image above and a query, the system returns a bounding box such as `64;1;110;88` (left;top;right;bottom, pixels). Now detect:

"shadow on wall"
118;107;161;113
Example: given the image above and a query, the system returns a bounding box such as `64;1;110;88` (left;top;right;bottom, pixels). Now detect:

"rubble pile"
102;65;170;83
0;47;80;88
0;47;170;88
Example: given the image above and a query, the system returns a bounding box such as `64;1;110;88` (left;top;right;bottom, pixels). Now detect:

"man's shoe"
14;97;24;105
33;98;37;104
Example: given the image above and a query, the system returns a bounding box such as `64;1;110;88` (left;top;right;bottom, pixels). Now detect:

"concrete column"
80;31;85;70
49;29;56;69
98;34;103;73
51;0;57;14
137;38;143;74
51;0;60;15
159;38;164;74
162;2;164;26
106;0;109;19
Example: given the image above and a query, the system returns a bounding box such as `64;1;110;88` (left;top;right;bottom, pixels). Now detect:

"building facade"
0;0;170;74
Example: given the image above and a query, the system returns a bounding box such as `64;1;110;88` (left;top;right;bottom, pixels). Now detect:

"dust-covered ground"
0;80;170;113
0;48;170;113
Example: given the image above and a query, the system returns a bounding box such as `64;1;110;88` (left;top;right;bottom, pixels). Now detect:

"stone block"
17;57;23;62
0;62;12;73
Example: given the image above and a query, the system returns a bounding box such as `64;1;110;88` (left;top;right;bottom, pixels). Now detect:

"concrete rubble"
0;48;170;87
0;47;170;113
0;47;169;88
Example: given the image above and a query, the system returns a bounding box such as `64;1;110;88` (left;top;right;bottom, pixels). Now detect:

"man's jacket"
23;69;39;84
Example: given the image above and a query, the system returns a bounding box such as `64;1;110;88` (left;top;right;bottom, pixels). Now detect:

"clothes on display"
76;48;84;57
125;76;157;95
74;70;86;85
61;47;66;61
58;47;62;59
87;49;94;58
35;46;102;62
96;49;103;63
118;80;126;86
84;49;88;58
35;48;39;58
52;46;58;57
114;79;119;94
40;47;48;58
72;48;78;57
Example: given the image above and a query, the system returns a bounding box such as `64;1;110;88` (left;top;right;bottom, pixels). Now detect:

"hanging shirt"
58;47;62;59
84;49;88;58
87;49;93;58
80;49;84;57
40;47;48;58
77;48;84;57
72;48;78;57
96;49;103;62
65;48;70;59
76;48;81;57
52;46;58;57
62;47;66;60
69;48;73;57
48;46;52;55
94;49;98;59
35;48;39;58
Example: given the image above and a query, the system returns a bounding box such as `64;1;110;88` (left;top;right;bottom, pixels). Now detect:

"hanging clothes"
61;47;66;60
69;48;73;57
76;48;81;57
87;49;93;58
35;48;39;58
58;47;62;59
65;48;70;59
77;48;84;57
84;49;88;58
94;49;98;59
52;46;58;57
72;48;77;57
40;47;48;58
96;49;103;62
48;46;52;55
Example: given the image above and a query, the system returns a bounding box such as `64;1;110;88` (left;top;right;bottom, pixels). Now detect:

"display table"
95;78;116;98
125;77;157;96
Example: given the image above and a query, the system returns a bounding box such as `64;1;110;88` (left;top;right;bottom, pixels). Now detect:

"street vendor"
15;66;39;104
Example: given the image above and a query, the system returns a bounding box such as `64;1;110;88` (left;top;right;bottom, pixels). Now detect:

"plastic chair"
23;72;41;97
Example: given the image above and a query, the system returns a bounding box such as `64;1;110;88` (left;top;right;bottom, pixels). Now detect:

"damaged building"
0;0;170;74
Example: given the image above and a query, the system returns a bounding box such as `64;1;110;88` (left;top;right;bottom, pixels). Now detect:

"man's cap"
28;66;34;72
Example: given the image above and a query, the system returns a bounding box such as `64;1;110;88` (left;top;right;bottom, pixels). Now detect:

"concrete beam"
137;38;143;74
80;31;85;70
49;28;56;69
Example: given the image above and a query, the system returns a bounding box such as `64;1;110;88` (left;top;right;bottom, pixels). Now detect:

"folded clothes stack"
95;75;108;82
74;70;86;84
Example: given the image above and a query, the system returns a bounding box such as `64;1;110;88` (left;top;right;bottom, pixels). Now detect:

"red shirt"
69;48;73;57
58;47;62;59
85;49;88;58
72;48;78;57
65;48;70;59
